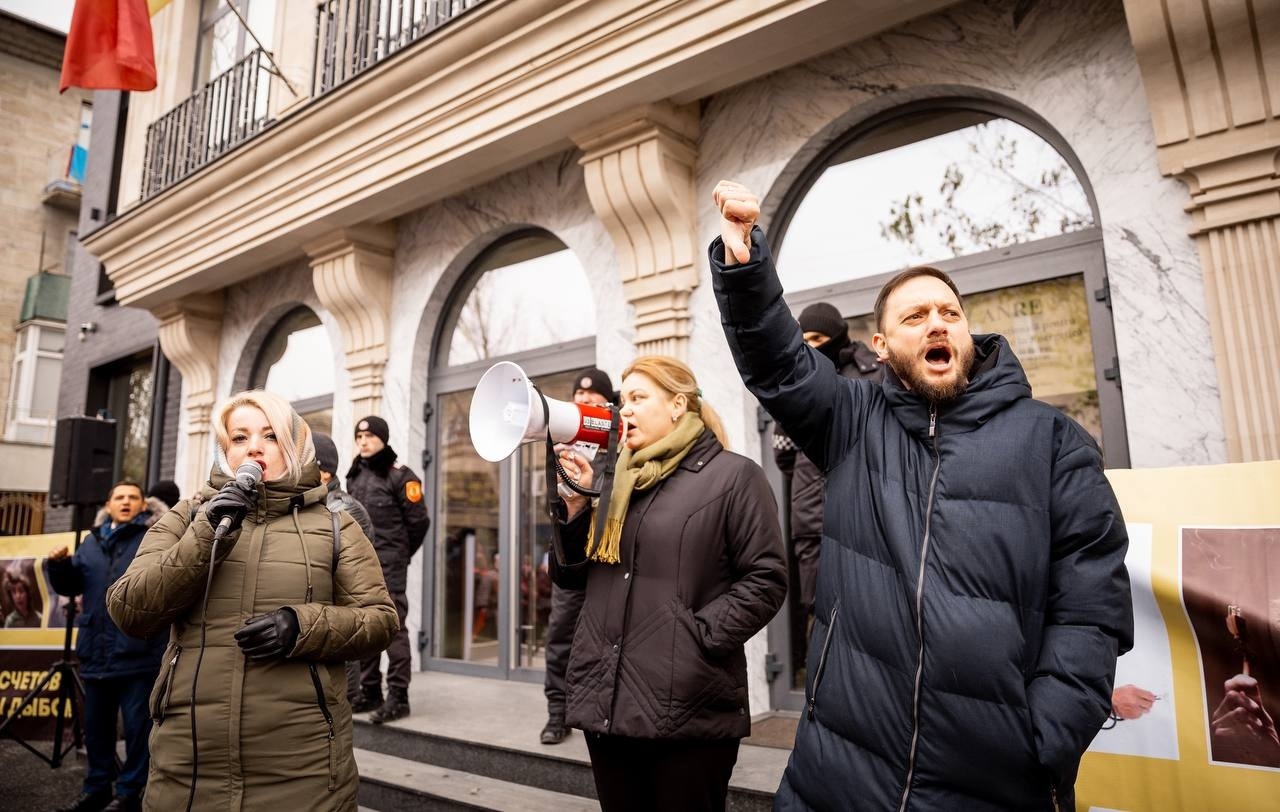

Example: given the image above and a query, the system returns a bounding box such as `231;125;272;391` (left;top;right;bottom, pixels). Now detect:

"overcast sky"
0;0;73;32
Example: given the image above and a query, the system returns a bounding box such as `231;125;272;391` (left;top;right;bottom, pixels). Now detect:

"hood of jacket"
200;461;329;520
882;332;1032;440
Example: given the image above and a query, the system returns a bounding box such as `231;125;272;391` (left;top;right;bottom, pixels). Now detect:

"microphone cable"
184;460;262;812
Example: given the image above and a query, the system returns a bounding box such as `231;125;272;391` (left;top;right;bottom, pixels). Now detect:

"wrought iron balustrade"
141;49;274;200
313;0;489;96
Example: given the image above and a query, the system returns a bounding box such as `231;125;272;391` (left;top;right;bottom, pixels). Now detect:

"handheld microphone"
213;460;265;540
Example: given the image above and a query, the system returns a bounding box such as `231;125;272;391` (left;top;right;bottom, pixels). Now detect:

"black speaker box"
48;416;118;507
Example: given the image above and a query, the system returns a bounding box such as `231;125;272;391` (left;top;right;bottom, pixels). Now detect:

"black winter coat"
711;229;1132;811
47;503;168;679
774;339;882;539
551;429;787;740
347;446;430;593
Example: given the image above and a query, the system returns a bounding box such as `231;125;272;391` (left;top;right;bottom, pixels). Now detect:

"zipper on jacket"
1050;786;1059;811
806;603;839;720
307;663;338;789
152;645;182;724
898;405;940;812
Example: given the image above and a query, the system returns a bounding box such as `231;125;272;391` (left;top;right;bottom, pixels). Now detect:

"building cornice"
82;0;953;310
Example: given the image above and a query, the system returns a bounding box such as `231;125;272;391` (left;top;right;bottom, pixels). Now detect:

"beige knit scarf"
585;413;704;564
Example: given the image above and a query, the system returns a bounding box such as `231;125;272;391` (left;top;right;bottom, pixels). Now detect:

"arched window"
764;102;1126;709
427;231;597;676
774;106;1121;455
249;306;335;436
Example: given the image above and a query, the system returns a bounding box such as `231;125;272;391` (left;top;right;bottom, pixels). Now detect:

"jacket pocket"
149;644;182;724
806;603;839;721
308;663;338;791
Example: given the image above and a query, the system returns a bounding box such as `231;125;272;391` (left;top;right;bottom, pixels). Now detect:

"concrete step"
355;747;598;812
352;671;785;811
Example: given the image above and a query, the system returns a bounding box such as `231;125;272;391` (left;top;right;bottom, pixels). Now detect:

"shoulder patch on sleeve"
404;481;423;503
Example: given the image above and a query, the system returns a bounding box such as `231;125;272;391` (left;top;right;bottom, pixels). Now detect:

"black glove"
234;608;300;662
205;481;257;535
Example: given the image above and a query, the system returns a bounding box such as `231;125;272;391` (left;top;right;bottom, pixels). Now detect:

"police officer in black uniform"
346;415;430;722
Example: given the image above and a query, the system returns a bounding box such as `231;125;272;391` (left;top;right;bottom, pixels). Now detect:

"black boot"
56;790;113;812
350;686;383;714
369;688;410;724
540;714;570;745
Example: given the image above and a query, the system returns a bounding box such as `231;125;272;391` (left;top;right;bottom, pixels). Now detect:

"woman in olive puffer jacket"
107;390;398;811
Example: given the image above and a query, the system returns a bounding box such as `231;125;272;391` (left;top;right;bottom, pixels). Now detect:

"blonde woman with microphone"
552;356;787;812
107;390;397;811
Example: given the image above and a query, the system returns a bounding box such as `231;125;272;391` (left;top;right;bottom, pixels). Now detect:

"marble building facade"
75;0;1278;709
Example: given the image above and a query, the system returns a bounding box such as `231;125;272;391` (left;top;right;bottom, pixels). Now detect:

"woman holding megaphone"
106;390;398;811
552;356;787;812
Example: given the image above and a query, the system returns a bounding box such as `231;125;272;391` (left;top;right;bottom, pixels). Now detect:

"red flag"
60;0;157;93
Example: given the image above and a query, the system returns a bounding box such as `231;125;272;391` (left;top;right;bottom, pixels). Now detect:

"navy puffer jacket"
46;500;169;679
711;229;1132;811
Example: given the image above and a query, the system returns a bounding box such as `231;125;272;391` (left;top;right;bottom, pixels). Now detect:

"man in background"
314;432;379;711
48;481;168;812
772;302;881;674
346;416;430;723
541;367;615;745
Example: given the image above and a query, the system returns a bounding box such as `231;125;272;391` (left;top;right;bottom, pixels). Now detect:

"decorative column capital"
307;224;396;418
575;101;700;358
1123;0;1280;461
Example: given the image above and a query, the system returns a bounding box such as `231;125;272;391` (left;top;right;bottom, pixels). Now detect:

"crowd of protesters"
7;176;1163;812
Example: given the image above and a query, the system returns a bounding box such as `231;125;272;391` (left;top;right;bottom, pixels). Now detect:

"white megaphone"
469;361;618;463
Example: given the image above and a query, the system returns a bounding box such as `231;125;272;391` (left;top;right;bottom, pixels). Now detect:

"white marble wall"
696;0;1226;467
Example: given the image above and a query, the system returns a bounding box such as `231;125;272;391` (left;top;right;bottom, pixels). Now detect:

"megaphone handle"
536;384;580;568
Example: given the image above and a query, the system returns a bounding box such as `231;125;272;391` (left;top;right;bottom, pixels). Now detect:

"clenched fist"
712;180;760;265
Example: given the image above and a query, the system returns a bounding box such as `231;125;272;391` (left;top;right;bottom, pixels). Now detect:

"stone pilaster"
306;225;396;420
1124;0;1280;460
576;102;700;358
154;293;224;494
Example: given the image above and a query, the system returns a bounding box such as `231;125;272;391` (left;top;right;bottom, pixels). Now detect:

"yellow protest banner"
1078;462;1280;810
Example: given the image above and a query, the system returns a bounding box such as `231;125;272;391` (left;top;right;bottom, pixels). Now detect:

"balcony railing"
141;49;274;200
313;0;489;96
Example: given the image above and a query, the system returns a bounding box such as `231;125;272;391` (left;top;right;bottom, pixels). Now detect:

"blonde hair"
622;356;729;449
213;390;315;486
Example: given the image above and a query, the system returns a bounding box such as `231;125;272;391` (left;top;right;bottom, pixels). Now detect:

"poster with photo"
0;532;79;742
1075;461;1280;811
1180;527;1280;770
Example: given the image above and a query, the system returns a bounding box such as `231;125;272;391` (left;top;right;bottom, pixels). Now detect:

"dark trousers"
585;733;740;812
362;589;411;693
82;674;154;799
543;584;585;719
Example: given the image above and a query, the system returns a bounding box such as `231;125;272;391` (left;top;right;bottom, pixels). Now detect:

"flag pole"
224;2;300;97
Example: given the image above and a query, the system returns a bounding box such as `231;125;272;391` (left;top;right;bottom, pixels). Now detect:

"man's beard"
886;340;975;404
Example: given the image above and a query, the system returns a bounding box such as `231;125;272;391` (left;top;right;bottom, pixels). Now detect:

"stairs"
352;672;787;811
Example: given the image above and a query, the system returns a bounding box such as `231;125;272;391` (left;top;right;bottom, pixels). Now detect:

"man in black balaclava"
773;302;882;672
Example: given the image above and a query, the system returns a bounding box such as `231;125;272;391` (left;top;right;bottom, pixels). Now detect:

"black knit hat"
313;433;340;475
573;367;615;402
354;415;390;444
147;480;180;509
798;302;848;341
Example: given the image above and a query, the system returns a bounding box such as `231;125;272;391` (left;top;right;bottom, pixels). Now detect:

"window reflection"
249;307;335;435
778;114;1093;290
436;388;500;663
448;235;595;366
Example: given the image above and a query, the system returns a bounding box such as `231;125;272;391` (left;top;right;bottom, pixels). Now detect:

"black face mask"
815;331;851;365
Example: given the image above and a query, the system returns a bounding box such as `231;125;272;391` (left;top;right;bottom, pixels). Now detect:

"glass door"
511;369;578;674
